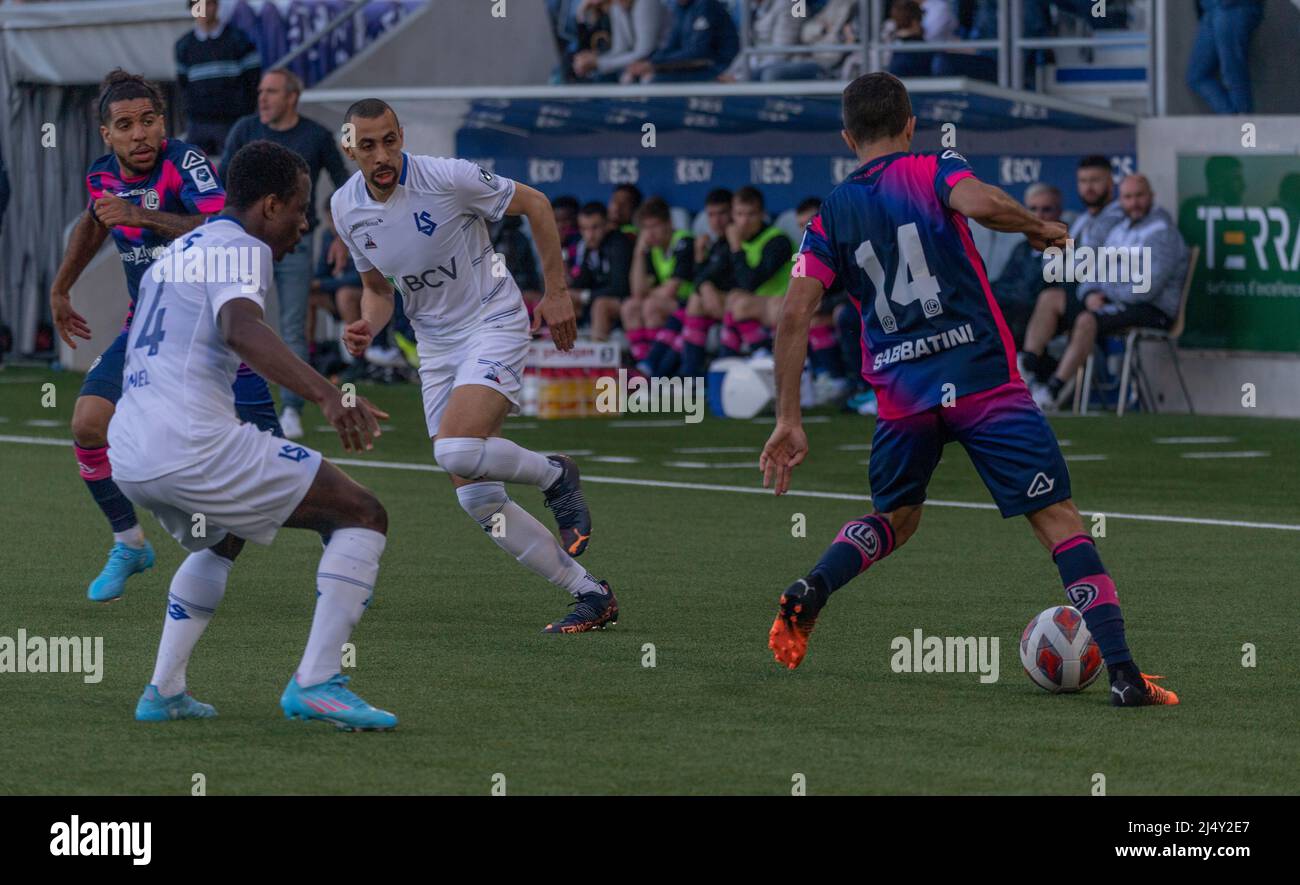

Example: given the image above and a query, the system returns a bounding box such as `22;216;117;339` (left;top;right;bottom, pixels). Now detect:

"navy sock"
85;476;137;533
75;444;137;533
1052;534;1133;669
681;340;708;377
809;513;896;595
1019;350;1040;377
646;314;684;376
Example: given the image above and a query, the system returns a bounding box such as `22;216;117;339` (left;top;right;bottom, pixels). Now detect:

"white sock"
150;549;232;696
114;524;146;549
296;527;386;687
456;482;605;598
435;437;563;489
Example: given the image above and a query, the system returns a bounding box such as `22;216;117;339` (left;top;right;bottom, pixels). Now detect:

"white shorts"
418;310;531;437
115;422;322;552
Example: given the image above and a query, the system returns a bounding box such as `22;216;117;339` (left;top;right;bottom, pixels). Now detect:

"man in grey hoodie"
571;0;668;82
1029;174;1189;409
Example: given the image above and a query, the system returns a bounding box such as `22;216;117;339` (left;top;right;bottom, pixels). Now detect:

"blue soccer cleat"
280;674;398;732
134;685;217;722
88;540;155;603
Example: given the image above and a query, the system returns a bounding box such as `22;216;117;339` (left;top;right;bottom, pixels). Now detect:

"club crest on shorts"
1065;582;1099;611
278;444;310;462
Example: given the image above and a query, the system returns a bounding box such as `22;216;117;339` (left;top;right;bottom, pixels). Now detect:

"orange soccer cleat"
769;579;827;670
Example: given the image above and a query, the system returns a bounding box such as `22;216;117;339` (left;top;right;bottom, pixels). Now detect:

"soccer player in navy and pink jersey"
49;69;281;605
759;73;1177;707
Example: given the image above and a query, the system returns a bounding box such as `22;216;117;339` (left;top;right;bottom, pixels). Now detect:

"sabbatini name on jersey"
872;322;977;371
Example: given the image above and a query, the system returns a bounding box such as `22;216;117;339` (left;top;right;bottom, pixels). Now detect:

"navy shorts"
79;330;282;437
80;329;131;403
868;382;1072;518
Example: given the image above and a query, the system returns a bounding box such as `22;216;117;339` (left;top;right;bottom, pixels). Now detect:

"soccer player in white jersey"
108;141;401;729
330;99;617;634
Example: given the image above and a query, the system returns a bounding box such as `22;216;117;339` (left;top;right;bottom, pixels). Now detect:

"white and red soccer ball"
1020;605;1103;693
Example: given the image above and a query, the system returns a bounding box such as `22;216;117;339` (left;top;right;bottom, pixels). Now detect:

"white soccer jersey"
329;154;525;345
108;218;273;482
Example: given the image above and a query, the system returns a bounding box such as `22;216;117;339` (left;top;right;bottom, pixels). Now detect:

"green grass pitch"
1;369;1297;794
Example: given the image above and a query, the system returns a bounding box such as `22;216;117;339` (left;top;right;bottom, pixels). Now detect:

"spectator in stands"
881;1;933;79
1187;0;1265;114
491;214;544;307
719;186;793;357
720;0;816;82
1067;154;1124;250
571;0;667;82
992;182;1063;347
1025;174;1189;410
555;0;614;82
799;196;849;403
797;0;860;80
221;66;349;439
552;194;583;275
571;201;634;341
622;0;739;83
314;229;417;381
921;0;960;42
1017;155;1124;393
624;197;695;375
608;183;642;233
176;0;260;161
681;188;734;377
311;229;364;379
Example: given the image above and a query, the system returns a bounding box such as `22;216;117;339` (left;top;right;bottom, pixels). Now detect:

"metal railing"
732;0;1161;113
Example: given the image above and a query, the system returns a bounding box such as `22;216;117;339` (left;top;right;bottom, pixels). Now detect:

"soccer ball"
1019;605;1103;693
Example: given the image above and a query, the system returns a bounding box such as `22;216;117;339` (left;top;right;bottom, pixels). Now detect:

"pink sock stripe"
833;515;893;573
631;342;652;360
808;326;836;350
1068;574;1119;612
738;320;768;345
75;444;112;482
720;326;741;351
1052;533;1093;559
683;323;711;346
654;327;678;345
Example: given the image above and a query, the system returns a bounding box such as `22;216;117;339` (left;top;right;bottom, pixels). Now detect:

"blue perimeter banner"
457;129;1135;219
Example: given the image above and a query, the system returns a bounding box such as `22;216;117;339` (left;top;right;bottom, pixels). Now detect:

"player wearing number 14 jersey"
760;73;1177;707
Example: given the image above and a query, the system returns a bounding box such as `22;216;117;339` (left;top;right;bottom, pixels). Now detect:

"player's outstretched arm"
948;178;1068;251
220;297;387;452
91;192;209;241
508;182;576;351
49;211;109;348
343;268;396;357
760;275;822;496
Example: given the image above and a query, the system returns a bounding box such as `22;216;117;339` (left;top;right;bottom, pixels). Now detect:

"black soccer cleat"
543;454;592;557
542;582;618;634
1109;667;1180;707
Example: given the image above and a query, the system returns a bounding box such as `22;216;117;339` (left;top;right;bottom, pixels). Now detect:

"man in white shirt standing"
331;99;617;634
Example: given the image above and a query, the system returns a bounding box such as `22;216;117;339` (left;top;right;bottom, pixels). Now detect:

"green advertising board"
1176;154;1300;352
